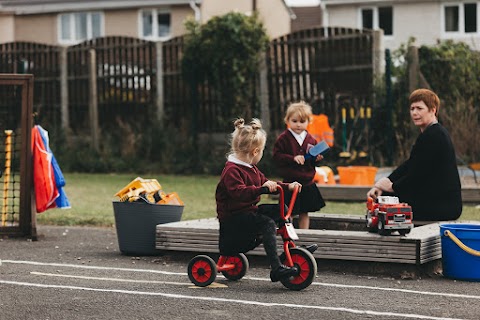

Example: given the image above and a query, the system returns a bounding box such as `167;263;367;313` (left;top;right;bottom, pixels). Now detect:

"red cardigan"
215;161;287;222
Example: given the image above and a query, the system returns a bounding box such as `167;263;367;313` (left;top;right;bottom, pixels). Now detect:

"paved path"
1;225;479;320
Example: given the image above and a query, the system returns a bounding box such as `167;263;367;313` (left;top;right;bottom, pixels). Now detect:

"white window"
140;9;171;40
360;6;393;36
443;2;478;35
58;12;103;44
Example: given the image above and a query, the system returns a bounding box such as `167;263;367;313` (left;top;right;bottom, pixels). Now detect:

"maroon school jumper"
272;129;318;185
216;159;289;257
216;160;287;223
273;130;325;214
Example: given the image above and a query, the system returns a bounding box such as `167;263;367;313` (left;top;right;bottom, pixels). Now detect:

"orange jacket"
307;114;334;147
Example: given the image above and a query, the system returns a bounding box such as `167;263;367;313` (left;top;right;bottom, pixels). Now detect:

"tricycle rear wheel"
187;255;217;287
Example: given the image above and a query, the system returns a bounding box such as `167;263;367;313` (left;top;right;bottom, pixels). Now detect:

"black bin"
112;201;183;255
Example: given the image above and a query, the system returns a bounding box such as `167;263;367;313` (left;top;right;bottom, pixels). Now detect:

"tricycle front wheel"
280;247;317;291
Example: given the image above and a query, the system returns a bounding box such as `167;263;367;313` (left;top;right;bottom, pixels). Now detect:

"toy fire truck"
366;196;413;236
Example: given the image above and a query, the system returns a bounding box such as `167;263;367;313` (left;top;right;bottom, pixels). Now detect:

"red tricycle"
187;185;318;291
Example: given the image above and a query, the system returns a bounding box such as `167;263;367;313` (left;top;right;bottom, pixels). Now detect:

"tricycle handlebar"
277;185;299;221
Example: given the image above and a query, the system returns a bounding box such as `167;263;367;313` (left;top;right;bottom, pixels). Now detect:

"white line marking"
30;272;189;286
0;279;467;320
4;259;480;301
2;260;179;275
246;276;480;300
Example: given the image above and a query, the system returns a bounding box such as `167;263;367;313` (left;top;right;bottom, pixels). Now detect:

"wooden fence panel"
0;42;61;132
66;44;89;134
266;27;375;134
67;36;157;135
163;36;190;128
0;27;378;139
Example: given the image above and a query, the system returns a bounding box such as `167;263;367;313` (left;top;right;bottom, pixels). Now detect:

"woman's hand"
375;177;393;192
367;187;382;200
288;181;302;192
367;177;393;200
262;180;278;193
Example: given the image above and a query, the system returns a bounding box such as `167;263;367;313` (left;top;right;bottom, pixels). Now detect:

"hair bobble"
234;118;245;129
250;118;262;130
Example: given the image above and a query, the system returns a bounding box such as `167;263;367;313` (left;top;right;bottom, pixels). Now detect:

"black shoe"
300;244;318;254
270;265;298;282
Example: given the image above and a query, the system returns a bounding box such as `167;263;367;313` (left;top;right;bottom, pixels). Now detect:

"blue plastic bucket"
440;224;480;281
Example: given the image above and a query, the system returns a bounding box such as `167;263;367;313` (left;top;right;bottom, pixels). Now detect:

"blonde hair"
284;101;313;124
230;118;266;157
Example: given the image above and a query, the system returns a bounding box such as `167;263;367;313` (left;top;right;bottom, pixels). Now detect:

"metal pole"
385;49;393;166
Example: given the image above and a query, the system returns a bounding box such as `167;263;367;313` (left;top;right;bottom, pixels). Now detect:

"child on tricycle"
187;118;317;290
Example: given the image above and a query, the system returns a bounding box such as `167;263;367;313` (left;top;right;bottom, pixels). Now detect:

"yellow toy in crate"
157;192;184;206
114;177;162;202
114;177;183;205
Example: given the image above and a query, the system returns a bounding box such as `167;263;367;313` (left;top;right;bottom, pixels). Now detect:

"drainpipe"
320;0;329;38
189;0;201;22
320;0;328;27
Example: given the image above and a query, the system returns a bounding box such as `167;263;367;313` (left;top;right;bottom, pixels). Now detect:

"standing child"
216;118;302;282
273;101;326;229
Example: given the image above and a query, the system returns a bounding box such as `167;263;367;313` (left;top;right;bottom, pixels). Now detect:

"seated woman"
367;89;462;221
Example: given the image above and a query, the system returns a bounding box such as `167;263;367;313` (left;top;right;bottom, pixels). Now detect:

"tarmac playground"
1;224;479;320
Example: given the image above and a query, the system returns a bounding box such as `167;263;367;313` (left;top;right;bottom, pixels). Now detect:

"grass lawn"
36;173;480;227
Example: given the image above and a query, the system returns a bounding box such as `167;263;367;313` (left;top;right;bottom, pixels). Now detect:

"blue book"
305;140;330;159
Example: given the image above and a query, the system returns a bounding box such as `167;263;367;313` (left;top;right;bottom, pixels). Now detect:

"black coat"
388;123;462;221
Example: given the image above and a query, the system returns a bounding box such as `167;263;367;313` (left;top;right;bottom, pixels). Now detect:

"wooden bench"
156;217;442;265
